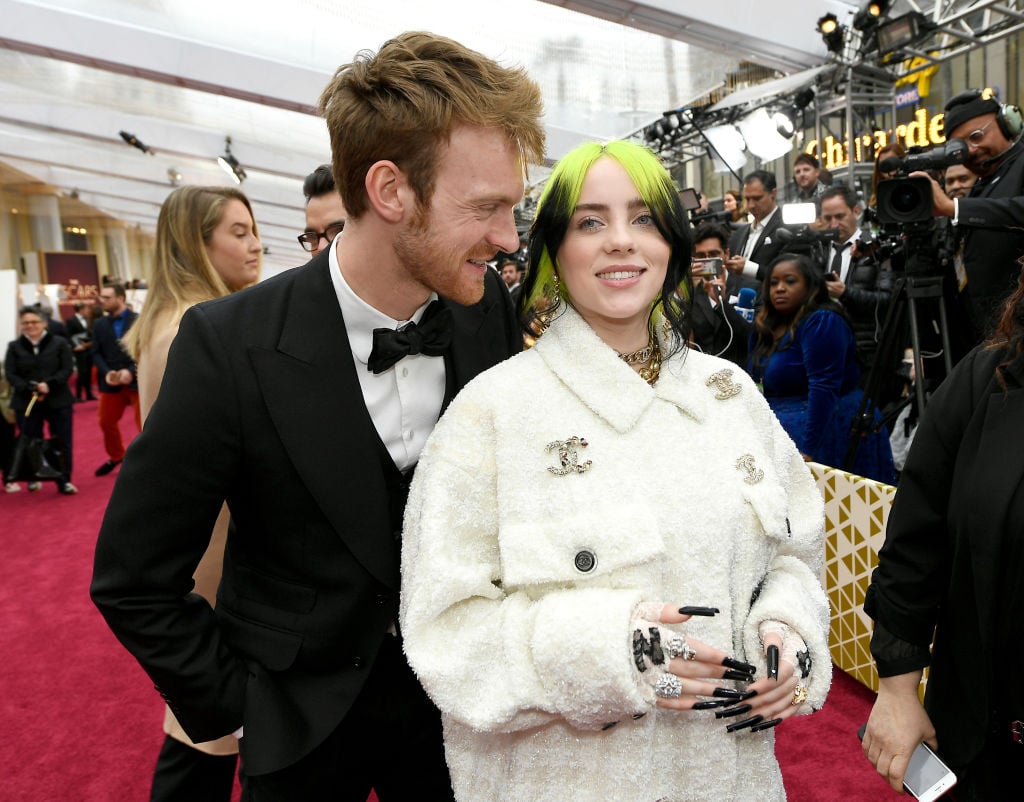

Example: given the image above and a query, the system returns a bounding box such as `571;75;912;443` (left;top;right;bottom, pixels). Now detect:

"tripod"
843;237;955;473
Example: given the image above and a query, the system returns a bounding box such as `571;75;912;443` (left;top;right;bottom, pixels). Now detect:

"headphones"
946;87;1023;140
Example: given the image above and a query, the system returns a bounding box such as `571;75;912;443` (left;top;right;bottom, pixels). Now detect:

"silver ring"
655;674;683;698
665;635;697;661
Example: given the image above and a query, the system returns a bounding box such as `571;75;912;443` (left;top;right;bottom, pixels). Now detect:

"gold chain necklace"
619;338;662;386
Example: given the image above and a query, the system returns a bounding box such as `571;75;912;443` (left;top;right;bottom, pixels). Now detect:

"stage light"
774;110;796;139
704;124;747;175
853;1;890;31
217;136;247;184
817;14;846;54
119;130;154;154
738;108;793;162
877;12;926;54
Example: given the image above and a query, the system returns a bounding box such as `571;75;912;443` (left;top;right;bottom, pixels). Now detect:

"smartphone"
692;257;724;278
857;724;957;802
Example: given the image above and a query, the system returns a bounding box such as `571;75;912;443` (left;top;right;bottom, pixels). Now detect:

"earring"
552;272;561;304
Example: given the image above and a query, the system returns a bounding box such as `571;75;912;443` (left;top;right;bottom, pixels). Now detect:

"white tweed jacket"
400;305;829;802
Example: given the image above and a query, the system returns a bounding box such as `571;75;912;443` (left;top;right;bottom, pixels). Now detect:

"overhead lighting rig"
217;136;247;184
119;130;154;154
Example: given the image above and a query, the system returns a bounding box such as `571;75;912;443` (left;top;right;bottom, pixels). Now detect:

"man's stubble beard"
393;201;487;307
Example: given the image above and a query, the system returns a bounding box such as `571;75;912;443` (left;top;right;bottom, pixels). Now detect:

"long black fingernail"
722;669;754;682
715;703;752;719
712;688;746;699
678;606;719;616
750;718;782;732
727;714;764;733
766;645;779;681
722;657;756;674
735;690;758;701
692;700;733;710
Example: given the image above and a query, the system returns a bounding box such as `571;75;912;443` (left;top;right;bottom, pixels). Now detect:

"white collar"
327;240;437;366
532;305;712;433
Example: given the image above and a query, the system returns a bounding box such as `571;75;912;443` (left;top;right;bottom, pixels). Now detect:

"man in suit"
90;283;140;476
820;185;892;372
727;169;786;283
91;32;545;801
689;222;756;366
64;302;97;401
299;163;348;258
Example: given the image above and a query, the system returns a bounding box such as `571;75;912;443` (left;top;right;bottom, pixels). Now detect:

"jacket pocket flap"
234;561;317;614
498;505;662;587
218;606;303;671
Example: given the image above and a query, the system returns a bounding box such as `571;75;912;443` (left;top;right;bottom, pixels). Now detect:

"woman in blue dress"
747;253;895;484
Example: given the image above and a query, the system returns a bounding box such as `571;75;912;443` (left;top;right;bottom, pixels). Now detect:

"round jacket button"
352;656;364;669
574;550;596;573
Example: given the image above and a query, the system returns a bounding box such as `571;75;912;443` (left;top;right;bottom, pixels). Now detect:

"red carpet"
1;403;900;800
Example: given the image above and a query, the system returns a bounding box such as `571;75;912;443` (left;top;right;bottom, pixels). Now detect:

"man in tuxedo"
727;169;785;283
91;32;545;801
689;222;756;366
64;302;96;401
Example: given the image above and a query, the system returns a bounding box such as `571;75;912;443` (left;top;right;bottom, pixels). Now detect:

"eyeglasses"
297;222;345;252
963;119;995;146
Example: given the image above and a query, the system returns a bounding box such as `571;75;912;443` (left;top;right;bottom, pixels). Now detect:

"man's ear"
364;160;412;223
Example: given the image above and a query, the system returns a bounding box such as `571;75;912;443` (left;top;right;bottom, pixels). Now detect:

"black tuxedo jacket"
91;253;520;774
91;309;138;391
728;208;786;282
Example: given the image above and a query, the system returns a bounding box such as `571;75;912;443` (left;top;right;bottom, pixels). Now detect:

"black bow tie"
367;300;452;374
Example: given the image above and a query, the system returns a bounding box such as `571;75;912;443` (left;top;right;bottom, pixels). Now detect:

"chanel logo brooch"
735;454;764;485
706;368;742;400
546;436;592;476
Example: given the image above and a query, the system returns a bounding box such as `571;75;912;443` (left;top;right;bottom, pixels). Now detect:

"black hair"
303;164;336;202
692;222;732;251
820;185;860;210
793;152;820;169
743;169;777;193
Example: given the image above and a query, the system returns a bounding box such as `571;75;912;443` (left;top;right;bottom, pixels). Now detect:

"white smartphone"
903;741;957;802
858;724;957;801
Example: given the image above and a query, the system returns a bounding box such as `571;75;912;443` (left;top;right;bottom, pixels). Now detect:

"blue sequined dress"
747;309;895;484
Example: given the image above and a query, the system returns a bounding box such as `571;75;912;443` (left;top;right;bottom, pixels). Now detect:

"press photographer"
901;88;1024;340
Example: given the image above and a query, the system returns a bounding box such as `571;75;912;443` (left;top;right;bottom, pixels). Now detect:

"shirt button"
352;656;364;669
574;550;597;573
401;367;409;378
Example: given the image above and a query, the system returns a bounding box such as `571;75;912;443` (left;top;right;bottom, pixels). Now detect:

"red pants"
97;390;141;461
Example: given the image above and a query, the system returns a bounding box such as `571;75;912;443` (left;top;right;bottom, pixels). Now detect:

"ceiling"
6;0;1004;277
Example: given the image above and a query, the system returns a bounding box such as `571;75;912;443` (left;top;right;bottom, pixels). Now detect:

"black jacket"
90;254;520;775
91;309;138;392
728;208;786;282
4;332;74;413
865;344;1024;769
957;140;1024;334
835;252;893;366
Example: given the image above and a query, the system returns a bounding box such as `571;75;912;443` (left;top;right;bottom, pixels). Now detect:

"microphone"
736;287;757;322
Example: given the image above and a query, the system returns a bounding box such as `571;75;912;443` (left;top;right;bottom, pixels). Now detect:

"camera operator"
912;88;1024;339
820;186;893;373
688;222;757;366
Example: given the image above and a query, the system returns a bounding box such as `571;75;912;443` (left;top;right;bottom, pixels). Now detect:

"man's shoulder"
194;261;318;321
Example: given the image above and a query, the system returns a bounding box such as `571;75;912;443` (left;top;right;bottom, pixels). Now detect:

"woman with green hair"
400;140;829;800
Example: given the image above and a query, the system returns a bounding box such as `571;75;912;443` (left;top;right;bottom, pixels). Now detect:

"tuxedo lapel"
248;259;399;589
439;285;503;410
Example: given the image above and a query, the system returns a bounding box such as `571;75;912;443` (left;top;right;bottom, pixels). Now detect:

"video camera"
875;139;967;225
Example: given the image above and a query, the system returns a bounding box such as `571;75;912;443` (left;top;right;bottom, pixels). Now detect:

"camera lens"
891;184;923;215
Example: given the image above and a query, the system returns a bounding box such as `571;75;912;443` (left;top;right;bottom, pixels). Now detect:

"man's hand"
862;672;937;792
825;273;846;299
35;381;50;396
909;171;955;218
725;255;747;275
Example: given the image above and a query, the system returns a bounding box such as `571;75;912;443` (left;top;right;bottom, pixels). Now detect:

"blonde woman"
124;185;260;801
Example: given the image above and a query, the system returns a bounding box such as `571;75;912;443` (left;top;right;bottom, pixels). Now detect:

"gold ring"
791;683;808;706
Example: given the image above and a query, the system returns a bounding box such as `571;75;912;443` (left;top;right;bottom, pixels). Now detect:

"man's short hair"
105;283;127;299
303;164;336;202
317;31;545;219
692;222;731;251
820;185;860;210
793;152;819;170
743;169;777;193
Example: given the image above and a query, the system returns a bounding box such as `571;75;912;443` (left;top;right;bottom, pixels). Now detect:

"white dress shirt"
328;238;446;472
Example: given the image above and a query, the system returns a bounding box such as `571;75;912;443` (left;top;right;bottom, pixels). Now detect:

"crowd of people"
2;28;1022;801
